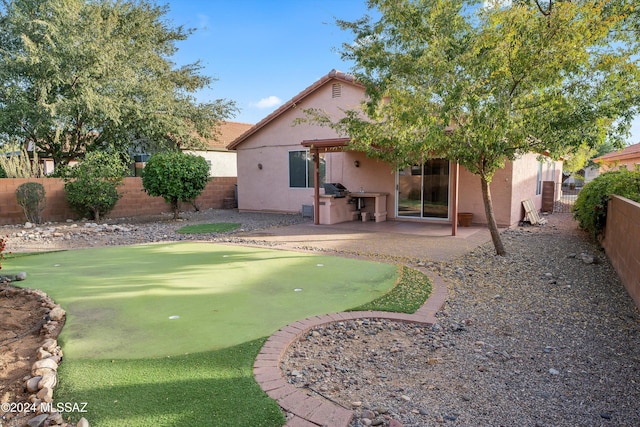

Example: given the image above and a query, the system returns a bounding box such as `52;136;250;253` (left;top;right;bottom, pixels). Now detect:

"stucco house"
592;142;640;172
184;121;252;177
227;70;562;232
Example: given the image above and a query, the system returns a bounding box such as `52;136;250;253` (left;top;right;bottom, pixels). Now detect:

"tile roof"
226;69;363;150
592;142;640;163
205;121;253;150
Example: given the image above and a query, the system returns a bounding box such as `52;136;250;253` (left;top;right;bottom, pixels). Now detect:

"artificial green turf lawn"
9;243;399;426
349;266;432;313
55;339;284;427
175;222;240;234
12;242;397;359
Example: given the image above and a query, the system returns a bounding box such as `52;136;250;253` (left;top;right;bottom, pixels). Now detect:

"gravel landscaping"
2;210;639;427
281;214;640;427
0;209;311;252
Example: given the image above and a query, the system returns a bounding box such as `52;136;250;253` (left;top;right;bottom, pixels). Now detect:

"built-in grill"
324;183;348;198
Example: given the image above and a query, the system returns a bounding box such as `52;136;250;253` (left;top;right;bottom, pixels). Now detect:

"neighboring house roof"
227;69;363;150
592;142;640;163
201;121;253;151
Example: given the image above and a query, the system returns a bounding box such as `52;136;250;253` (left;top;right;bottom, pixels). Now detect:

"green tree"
142;151;210;219
0;0;237;165
309;0;640;255
59;151;129;221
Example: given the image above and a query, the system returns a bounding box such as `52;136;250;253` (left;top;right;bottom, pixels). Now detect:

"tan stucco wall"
234;78;562;224
324;151;396;218
235;81;365;213
458;163;513;227
457;153;562;227
186;150;237;177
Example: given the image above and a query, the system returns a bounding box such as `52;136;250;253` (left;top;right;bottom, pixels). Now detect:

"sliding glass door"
397;159;450;219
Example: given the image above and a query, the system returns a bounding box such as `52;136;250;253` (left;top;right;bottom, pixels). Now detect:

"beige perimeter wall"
0;177;237;225
602;195;640;311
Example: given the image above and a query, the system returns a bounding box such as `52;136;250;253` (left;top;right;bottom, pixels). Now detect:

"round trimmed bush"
142;151;210;219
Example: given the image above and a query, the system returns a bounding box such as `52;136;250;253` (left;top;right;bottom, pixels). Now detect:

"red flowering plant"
0;235;9;270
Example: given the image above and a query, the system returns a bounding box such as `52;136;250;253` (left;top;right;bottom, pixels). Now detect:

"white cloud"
251;96;283;109
197;14;210;31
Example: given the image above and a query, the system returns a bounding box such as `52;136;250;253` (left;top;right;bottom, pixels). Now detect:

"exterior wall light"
354;160;360;168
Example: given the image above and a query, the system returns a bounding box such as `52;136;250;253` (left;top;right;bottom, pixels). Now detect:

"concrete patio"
236;219;495;262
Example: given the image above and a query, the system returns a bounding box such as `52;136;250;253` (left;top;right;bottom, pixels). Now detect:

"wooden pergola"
301;138;460;236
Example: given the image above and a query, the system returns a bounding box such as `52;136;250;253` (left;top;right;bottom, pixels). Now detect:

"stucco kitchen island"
317;193;388;225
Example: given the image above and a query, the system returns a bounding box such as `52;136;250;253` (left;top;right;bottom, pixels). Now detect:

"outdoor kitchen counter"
349;192;388;223
316;192;388;225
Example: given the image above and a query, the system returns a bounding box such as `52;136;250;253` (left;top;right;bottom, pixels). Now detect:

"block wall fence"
603;195;640;312
0;177;237;225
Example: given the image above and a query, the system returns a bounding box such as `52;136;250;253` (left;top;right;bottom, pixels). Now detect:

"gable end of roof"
226;69;363;150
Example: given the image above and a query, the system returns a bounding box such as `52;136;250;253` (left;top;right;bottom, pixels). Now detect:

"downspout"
451;161;459;236
313;148;320;225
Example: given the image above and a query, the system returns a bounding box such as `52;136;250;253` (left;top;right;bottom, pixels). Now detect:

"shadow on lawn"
55;338;286;427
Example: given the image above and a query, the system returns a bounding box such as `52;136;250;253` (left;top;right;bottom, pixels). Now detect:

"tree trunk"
480;175;506;256
172;200;180;220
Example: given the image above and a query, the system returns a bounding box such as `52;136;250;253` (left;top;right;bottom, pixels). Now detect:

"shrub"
142;151;210;219
572;167;640;239
16;182;46;224
61;152;129;221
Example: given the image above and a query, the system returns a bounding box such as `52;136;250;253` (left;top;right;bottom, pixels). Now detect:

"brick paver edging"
254;270;448;427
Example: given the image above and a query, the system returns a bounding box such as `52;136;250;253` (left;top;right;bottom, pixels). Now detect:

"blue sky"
161;0;640;145
161;0;370;125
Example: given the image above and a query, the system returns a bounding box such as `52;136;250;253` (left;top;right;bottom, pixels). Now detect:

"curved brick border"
253;270;448;427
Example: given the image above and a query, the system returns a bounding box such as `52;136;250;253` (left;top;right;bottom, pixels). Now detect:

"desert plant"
0;147;43;178
573;167;640;239
0;235;7;270
60;152;128;221
142;151;210;219
15;182;46;224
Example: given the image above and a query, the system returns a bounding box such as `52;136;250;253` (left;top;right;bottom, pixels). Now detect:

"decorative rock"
549;368;560;375
38;371;57;389
36;386;53;403
32;357;58;374
24;222;34;229
27;414;48;427
41;339;58;353
48;306;65;321
15;271;27;281
47;411;64;425
77;417;90;427
351;401;362;407
26;376;42;392
37;348;52;359
362;410;376;419
389;420;404;427
581;253;594;264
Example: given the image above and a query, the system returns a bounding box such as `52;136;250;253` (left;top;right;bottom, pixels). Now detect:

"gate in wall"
553;185;581;213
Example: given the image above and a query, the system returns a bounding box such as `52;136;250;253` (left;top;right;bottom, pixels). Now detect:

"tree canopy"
312;0;640;255
0;0;237;165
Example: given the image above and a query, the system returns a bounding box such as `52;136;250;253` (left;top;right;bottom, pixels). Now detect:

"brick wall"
0;177;237;225
602;195;640;311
